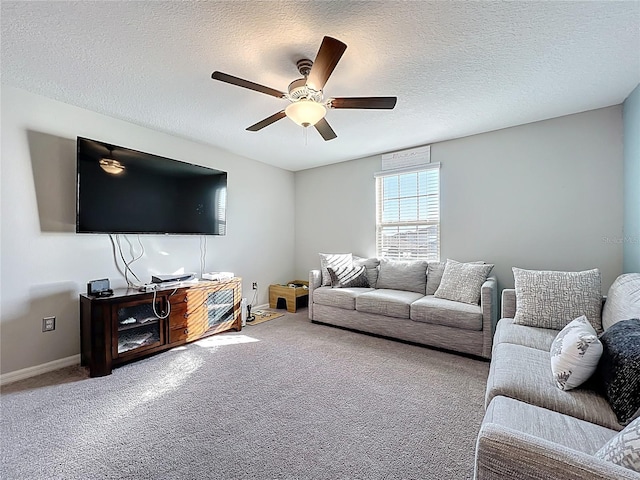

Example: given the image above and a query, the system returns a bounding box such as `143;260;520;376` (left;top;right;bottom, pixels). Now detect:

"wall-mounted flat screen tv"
76;137;227;235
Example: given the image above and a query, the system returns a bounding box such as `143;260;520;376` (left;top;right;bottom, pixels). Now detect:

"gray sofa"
308;259;498;359
475;273;640;480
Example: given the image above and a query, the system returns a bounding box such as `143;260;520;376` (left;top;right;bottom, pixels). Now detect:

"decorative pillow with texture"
549;315;603;391
353;256;380;288
602;273;640;331
596;318;640;425
327;265;370;289
426;260;484;295
512;267;602;332
375;259;428;294
595;417;640;472
433;260;494;305
319;253;353;286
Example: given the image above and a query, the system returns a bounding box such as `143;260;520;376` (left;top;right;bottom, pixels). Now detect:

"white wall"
295;106;624;292
1;86;295;375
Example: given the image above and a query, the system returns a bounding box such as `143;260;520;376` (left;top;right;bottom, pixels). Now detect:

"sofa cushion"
375;259;428;294
313;286;374;310
596;318;640;425
355;289;424;319
486;342;621;430
434;260;494;305
319;253;353;286
512;267;603;332
410;295;483;331
595;417;640;472
353;256;380;288
602;273;640;331
327;265;370;288
425;261;446;296
485;396;617;455
493;318;559;351
550;315;603;391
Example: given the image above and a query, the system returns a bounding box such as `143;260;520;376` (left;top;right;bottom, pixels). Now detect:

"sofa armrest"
480;276;498;359
308;270;321;320
475;423;638;480
501;289;516;319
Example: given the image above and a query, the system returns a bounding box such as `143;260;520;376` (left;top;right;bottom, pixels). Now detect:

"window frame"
374;163;440;261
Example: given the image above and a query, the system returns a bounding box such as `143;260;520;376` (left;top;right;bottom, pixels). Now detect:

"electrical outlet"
252;282;258;290
42;316;56;332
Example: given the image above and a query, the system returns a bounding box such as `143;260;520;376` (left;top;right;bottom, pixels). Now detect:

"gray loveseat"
308;257;498;359
475;273;640;480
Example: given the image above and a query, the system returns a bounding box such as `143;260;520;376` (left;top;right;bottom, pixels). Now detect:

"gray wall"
623;83;640;273
295;106;624;292
1;86;295;375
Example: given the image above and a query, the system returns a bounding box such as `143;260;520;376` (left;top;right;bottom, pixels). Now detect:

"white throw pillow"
550;315;603;391
319;253;353;286
595;416;640;472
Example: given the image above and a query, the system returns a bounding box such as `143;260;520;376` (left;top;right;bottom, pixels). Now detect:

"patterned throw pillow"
595;417;640;472
596;319;640;425
319;253;353;286
327;265;370;288
426;260;485;295
512;267;602;332
433;260;494;305
549;315;603;391
375;259;428;294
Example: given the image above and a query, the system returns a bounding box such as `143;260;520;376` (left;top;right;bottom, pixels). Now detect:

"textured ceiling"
2;1;639;171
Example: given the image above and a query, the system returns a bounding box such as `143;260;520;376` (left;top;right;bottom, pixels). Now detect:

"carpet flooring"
1;310;490;479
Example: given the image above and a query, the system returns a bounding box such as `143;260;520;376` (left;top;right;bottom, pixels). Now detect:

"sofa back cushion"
353;256;380;288
375;259;428;294
602;273;640;331
512;267;603;332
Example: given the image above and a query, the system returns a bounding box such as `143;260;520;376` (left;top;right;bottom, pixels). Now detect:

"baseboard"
0;354;80;386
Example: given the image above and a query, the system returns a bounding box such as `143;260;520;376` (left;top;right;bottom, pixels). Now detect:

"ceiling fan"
211;36;397;141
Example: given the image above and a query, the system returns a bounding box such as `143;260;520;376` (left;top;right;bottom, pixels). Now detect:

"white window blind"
375;163;440;261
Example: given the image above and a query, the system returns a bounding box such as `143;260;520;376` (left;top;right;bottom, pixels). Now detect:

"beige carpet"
2;308;489;479
246;309;285;325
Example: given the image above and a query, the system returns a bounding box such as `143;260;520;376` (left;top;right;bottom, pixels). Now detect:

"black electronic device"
151;273;195;284
76;137;228;235
87;278;113;297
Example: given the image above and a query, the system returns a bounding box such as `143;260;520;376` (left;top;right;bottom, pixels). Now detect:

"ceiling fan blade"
246;111;287;131
211;71;286;99
330;97;397;109
314;117;337;141
306;36;347;91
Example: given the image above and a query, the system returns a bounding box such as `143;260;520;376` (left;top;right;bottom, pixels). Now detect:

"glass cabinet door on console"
113;298;165;358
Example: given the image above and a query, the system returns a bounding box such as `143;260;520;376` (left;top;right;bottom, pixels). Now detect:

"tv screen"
76;137;227;235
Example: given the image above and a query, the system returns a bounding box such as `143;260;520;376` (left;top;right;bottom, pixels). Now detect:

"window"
375;164;440;260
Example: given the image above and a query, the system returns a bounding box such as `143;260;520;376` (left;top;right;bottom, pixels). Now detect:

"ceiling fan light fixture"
99;158;125;175
285;99;326;127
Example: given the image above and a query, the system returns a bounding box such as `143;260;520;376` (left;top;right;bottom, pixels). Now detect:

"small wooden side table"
269;281;309;313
